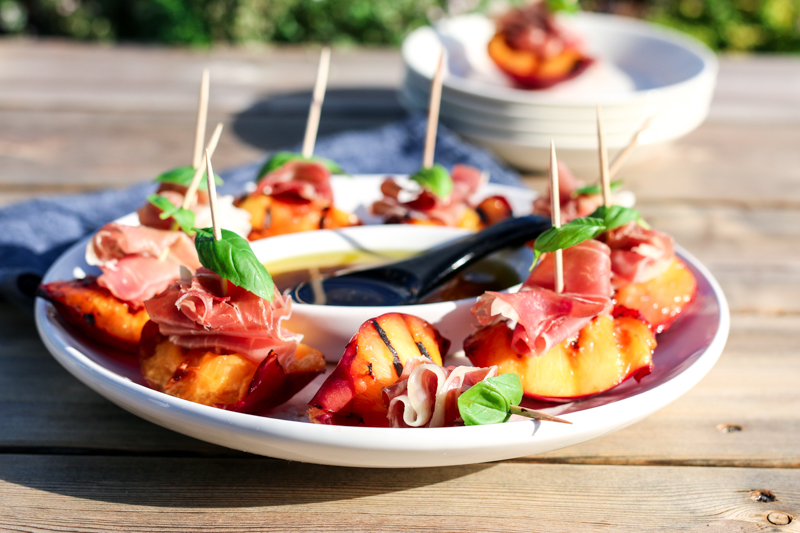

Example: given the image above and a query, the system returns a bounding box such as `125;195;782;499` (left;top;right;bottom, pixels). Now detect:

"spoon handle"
403;215;551;303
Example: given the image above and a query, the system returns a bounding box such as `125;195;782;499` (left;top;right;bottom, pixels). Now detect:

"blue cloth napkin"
0;115;521;310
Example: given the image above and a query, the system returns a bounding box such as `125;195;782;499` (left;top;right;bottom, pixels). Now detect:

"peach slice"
464;310;656;401
238;195;359;241
487;33;592;89
615;258;698;333
139;321;325;413
308;313;449;427
38;277;149;352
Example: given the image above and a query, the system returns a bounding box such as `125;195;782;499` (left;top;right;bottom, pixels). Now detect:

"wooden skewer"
301;47;331;159
205;148;226;296
182;122;224;211
509;405;572;424
422;51;445;169
205;148;222;242
192;69;210;169
549;140;564;294
609;115;654;178
596;104;611;208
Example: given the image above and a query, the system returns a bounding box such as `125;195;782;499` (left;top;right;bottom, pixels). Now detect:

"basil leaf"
409;164;453;199
572;179;624;197
194;228;274;301
257;151;345;178
154;165;223;188
546;0;579;14
147;195;196;235
459;374;524;426
589;205;641;232
532;217;606;267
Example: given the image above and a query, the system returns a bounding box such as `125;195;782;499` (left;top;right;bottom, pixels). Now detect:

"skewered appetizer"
465;232;657;401
488;0;592;89
372;164;513;230
139;228;325;412
237;155;360;241
38;223;201;352
308;313;450;427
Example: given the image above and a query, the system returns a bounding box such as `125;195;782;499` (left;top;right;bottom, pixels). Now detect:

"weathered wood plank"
0;456;798;533
3;295;798;467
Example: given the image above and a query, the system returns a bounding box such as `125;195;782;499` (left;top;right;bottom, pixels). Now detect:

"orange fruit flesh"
239;194;359;241
41;279;149;347
465;314;656;400
615;258;698;333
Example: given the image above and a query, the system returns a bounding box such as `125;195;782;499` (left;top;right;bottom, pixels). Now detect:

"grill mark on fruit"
371;319;403;377
264;207;273;229
83;313;95;326
416;342;432;360
319;206;331;229
367;362;375;379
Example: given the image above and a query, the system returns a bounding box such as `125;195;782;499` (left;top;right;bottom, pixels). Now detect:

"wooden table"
1;41;799;532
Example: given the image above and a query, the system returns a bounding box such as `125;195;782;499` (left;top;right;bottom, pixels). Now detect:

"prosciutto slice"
382;357;498;428
372;164;485;226
472;239;612;356
137;191;252;238
253;160;333;203
144;269;301;366
532;161;603;224
604;221;675;287
85;223;201;307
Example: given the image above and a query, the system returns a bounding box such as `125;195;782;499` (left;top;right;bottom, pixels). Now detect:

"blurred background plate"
401;12;718;172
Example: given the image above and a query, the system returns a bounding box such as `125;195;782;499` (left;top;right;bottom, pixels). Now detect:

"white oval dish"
34;175;729;468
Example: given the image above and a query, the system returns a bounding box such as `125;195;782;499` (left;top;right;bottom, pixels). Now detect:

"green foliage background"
0;0;798;51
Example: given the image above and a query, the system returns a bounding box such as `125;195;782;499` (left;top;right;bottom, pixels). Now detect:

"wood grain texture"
0;456;798;532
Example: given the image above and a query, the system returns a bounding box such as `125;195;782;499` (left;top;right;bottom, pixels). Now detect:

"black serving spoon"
288;215;551;307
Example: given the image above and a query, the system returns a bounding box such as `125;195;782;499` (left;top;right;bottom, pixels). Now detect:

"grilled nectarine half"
38;277;149;352
308;313;450;427
615;258;697;333
464;309;656;401
139;321;325;413
238;194;359;241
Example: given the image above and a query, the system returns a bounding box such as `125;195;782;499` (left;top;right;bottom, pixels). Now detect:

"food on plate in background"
139;228;325;412
372;164;513;229
38;223;202;352
237;157;360;240
487;0;592;89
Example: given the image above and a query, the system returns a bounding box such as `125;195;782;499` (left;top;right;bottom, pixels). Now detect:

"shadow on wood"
0;454;494;508
231;88;407;152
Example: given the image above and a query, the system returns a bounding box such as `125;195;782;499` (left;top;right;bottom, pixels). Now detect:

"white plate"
401;13;718;170
35;177;729;468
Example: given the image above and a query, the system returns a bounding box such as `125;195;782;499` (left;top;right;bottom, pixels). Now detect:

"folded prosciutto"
382;357;498;428
86;223;201;307
471;239;613;356
137;190;252;238
372;164;485;227
253;160;333;203
604;221;675;287
144;269;301;366
532;162;604;224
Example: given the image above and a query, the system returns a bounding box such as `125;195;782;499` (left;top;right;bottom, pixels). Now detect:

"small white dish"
401;13;718;170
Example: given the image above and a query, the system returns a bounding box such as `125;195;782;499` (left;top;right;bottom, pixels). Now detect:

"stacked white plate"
400;13;718;173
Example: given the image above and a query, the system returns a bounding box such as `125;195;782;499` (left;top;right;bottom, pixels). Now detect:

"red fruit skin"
307;334;362;424
228;352;325;414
